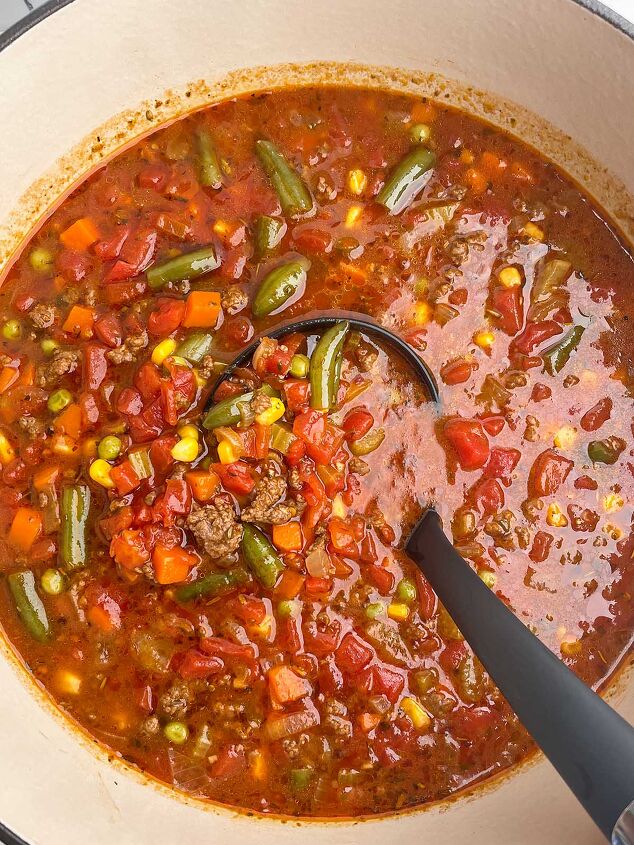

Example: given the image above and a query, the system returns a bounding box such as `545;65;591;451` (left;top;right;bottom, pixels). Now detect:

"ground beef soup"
0;87;632;817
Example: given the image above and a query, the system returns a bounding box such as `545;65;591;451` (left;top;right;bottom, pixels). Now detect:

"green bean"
202;384;275;430
147;245;219;288
252;260;308;318
309;321;349;411
60;484;90;571
175;331;214;364
196;129;222;188
376;147;436;214
542;324;585;375
241;525;284;588
290;767;314;792
587;436;626;465
254;215;286;258
255;140;313;216
270;422;297;455
349;428;385;456
8;570;51;642
175;567;248;603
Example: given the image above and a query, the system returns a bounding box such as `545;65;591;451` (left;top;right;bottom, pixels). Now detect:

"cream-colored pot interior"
0;0;632;843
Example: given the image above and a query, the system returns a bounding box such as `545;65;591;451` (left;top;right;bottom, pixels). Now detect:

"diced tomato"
328;517;359;558
283;379;310;413
221;316;254;349
137;163;169;190
155;479;191;521
117;387;143;416
491;286;523;335
208;745;246;779
160;380;178;426
415;571;437;621
440;359;475;385
371;665;405;703
315;464;345;498
335;632;373;674
177;650;224;680
364;563;395;595
105;227;157;281
359;534;378;563
484;447;521;480
200;637;255;662
147;298;186;336
150;434;178;475
83;344;108;391
531;383;552;402
470;478;504;516
277;616;302;653
227;596;267;625
94;313;123;348
213;461;255;495
79;391;100;428
444;418;490;471
318;656;344;695
294;410;344;465
580;397;612;432
93;224;130;260
285;438;307;466
342;407;374;441
439;641;468;673
304;576;333;595
528;449;574;497
303;621;340;657
511;320;562;355
110;461;141;495
529;530;554;563
291;227;333;253
574;475;598;491
99;506;133;540
480;415;505;437
110;529;150;569
103;278;147;307
56;249;91;283
451;706;497;742
134;362;162;403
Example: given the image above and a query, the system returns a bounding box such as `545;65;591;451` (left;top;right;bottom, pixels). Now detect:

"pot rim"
0;2;632;844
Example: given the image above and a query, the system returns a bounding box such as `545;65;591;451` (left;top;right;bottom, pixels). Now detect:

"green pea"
47;389;72;414
41;338;60;357
289;353;310;379
163;721;189;744
98;435;122;461
396;578;417;603
40;568;67;596
29;247;54;272
410;123;431;144
277;599;298;619
2;320;22;340
365;602;384;620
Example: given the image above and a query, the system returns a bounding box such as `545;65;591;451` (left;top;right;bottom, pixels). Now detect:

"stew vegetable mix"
0;87;632;816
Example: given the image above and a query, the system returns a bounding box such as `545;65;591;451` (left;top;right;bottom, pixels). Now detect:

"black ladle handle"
406;510;634;842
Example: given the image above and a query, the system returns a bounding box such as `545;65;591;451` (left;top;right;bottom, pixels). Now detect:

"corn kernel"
553;425;576;449
250;750;267;780
170;436;199;463
546;503;568;527
474;329;495;350
478;570;497;589
217;440;238;465
178;424;200;441
413;301;432;325
213;219;231;238
523;222;544;241
602;493;624;513
151;338;177;366
250;614;274;640
560;638;582;656
345;205;363;228
387;602;410;622
332;494;347;519
89;458;115;488
460;148;475;165
55;669;82;695
400;696;432;731
347;169;367;196
0;433;16;465
255;397;286;426
498;266;522;288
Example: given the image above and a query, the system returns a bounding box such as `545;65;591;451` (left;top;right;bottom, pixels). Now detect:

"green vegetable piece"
310;321;349;411
365;602;384;620
196;129;222;189
163;721;189;744
396;578;417;603
270;422;297;455
542;324;585;375
277;599;299;619
587;436;626;465
8;570;51;642
203;383;275;430
252;260;308;318
290;353;310;379
40;568;67;596
412;668;438;696
254;215;286;258
47;388;72;414
349;428;385;457
290;767;314;792
241;524;284;588
2;319;22;340
338;768;363;786
97;435;122;462
175;331;214;364
128;449;153;479
29;247;54;272
410;123;431;143
376;146;436;214
175;567;248;603
147;245;219;288
255;140;313;216
41;338;59;356
60;484;90;571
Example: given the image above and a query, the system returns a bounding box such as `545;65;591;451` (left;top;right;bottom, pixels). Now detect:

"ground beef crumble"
186;495;243;559
106;330;148;364
36;349;81;387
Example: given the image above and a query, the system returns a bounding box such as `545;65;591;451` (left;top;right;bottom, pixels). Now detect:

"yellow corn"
347;169;367;196
602;493;624;513
474;329;495;350
546;503;568;527
345;205;363;228
178;424;200;441
217;440;238;465
250;750;267;780
387;603;410;622
553;425;576;449
332;494;347;519
151;338;177;366
401;697;432;731
478;570;497;589
55;669;82;695
250;614;274;640
89;458;115;489
413;301;432;325
0;433;16;465
460;149;475;165
523;222;544;241
498;266;522;288
170;437;199;463
255;397;285;426
213;219;231;238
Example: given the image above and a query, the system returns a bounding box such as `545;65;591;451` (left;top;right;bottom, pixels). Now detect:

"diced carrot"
53;403;83;440
272;521;303;553
110;529;149;570
152;543;197;584
59;217;100;252
15;361;34;389
358;712;381;733
479;150;506;176
62;305;95;337
86;604;117;633
411;101;438;124
510;161;533;182
7;507;42;552
53;274;67;292
465;168;488;194
182;291;221;328
268;665;311;705
275;569;305;599
338;261;367;286
33;464;60;492
185;469;220;502
0;366;19;395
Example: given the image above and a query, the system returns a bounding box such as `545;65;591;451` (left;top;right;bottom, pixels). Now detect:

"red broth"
0;87;631;816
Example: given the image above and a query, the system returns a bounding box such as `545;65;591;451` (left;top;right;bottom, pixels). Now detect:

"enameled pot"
0;1;632;843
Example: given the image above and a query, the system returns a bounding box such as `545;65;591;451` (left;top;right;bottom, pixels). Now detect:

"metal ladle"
206;315;634;843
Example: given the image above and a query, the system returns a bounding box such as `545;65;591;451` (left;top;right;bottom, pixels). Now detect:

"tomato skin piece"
444;418;490;470
94;313;123;347
213;461;255;495
117;387;143;416
491;286;523;335
471;478;505;516
364;563;394;595
342;407;374;441
83;344;109;391
336;632;373;674
415;571;437;621
528;449;574;497
440;359;474;385
484;447;521;480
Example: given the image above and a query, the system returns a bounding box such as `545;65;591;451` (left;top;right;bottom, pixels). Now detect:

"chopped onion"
263;707;320;742
305;547;334;578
